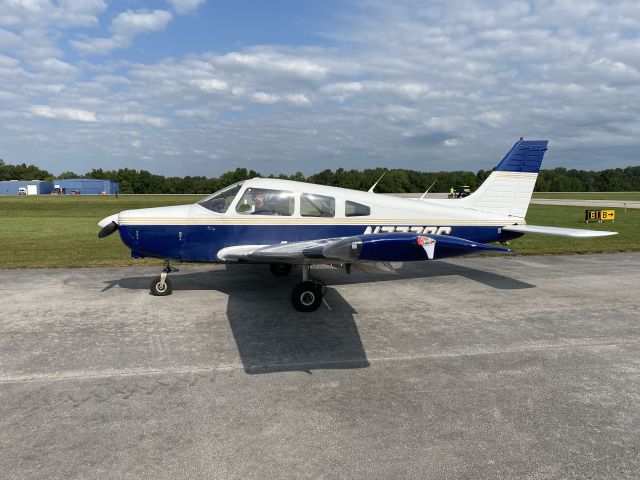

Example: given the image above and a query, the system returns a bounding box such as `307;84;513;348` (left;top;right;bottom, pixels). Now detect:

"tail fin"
458;139;548;217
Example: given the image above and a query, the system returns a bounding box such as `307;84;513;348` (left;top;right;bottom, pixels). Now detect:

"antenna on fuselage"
419;179;438;201
368;170;387;193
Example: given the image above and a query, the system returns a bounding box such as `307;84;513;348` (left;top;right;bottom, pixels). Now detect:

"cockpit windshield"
198;182;243;213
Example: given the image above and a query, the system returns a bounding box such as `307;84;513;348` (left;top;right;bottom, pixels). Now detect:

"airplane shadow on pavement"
116;267;369;375
114;261;535;374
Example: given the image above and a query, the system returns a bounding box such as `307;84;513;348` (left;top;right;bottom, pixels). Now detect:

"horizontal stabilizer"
502;224;617;237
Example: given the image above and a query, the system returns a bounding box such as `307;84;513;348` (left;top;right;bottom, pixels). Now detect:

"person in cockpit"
253;192;273;215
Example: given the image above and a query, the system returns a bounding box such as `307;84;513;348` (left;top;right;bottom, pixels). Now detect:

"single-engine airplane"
98;139;616;312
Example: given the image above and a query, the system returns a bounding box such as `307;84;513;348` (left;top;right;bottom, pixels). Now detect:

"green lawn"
532;192;640;201
507;205;638;255
0;195;201;268
0;195;637;268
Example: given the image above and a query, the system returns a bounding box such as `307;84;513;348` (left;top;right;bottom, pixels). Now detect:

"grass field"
532;192;640;201
0;195;201;269
0;195;638;268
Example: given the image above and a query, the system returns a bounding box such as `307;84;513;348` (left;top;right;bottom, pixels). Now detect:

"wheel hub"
300;291;315;306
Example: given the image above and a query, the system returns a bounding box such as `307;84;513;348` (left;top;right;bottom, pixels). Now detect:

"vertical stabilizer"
458;139;548;217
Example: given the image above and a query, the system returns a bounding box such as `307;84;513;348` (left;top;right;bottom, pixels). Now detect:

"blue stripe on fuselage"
118;224;521;262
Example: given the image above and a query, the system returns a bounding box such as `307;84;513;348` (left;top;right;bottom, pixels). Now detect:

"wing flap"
503;224;617;237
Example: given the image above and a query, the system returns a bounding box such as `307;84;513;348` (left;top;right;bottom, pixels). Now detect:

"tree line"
1;158;639;194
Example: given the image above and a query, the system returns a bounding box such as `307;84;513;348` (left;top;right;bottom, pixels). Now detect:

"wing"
216;232;512;264
502;224;617;237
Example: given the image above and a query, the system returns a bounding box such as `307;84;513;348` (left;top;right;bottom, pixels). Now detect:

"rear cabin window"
345;200;370;217
236;188;294;216
301;193;335;217
198;182;243;213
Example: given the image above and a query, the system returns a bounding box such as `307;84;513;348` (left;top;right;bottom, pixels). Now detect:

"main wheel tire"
270;263;293;277
291;281;323;312
150;276;173;296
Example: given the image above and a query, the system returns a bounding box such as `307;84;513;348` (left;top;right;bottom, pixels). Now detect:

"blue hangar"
53;178;120;195
0;180;53;195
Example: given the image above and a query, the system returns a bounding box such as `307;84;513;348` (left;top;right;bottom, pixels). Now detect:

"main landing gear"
150;260;179;296
290;265;327;312
269;263;327;312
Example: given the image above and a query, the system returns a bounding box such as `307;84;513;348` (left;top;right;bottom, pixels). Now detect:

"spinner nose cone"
98;213;119;228
97;213;119;238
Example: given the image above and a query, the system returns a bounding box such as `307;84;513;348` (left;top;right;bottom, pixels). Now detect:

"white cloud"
35;58;78;76
384;104;418;123
476;111;507;128
174;108;214;118
28;105;97;122
102;113;168;127
220;51;328;80
285;93;312;107
0;53;21;69
0;27;21;47
253;92;279;104
0;0;107;28
112;9;172;36
191;78;228;92
424;116;464;132
321;82;363;101
167;0;205;15
72;9;173;55
55;0;108;27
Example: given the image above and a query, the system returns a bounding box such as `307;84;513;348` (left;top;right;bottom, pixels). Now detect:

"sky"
1;0;640;177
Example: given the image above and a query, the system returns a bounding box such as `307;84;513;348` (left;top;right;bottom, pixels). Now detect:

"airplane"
98;139;616;312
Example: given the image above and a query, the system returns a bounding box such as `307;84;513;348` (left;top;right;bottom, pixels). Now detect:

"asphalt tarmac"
1;253;639;479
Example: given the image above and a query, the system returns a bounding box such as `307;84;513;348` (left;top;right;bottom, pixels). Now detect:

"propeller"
97;221;119;238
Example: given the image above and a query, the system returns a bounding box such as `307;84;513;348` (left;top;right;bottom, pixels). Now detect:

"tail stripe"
495;140;548;173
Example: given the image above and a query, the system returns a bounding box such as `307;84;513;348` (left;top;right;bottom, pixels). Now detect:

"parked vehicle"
457;185;472;198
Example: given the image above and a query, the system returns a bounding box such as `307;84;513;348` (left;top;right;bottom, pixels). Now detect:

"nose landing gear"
150;260;179;296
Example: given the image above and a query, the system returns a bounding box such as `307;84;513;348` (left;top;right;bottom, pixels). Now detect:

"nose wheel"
150;260;178;296
290;265;327;312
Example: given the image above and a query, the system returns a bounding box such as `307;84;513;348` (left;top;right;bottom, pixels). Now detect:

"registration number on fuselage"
364;226;452;235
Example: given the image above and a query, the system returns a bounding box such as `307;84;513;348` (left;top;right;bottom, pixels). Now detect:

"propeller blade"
97;221;119;238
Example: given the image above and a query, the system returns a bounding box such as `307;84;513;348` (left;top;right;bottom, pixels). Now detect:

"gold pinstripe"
119;218;526;226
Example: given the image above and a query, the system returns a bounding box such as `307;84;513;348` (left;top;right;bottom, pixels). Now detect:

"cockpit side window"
345;200;370;217
301;193;335;217
236;188;294;216
198;182;243;213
